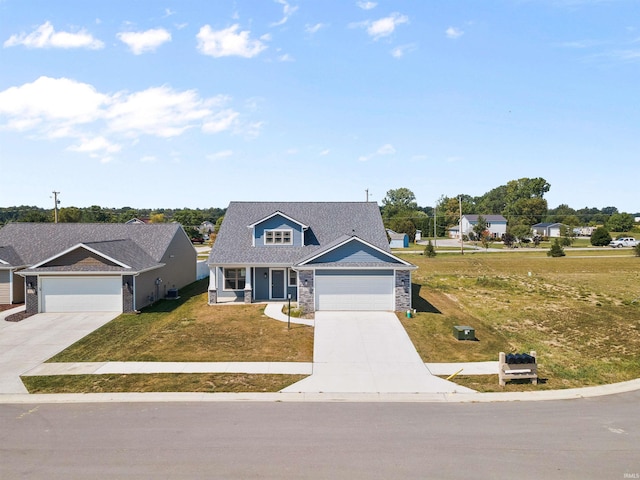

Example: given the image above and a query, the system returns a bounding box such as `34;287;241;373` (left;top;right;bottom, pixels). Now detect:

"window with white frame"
224;268;246;290
265;229;292;245
289;269;297;287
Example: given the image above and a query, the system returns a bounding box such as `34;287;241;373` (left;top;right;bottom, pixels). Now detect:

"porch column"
244;267;253;304
208;266;217;305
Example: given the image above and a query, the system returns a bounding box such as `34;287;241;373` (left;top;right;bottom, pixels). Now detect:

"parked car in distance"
609;237;638;248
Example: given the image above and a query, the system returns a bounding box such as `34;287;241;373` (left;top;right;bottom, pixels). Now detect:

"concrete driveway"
282;311;474;394
0;311;119;394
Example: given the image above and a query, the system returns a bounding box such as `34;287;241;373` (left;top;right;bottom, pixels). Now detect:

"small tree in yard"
634;243;640;257
547;238;566;257
590;227;612;246
424;239;436;258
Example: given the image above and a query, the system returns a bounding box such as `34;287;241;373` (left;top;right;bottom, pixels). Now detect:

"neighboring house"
125;217;149;224
207;202;416;313
450;215;507;239
532;222;566;237
387;229;409;248
0;223;196;315
199;221;215;235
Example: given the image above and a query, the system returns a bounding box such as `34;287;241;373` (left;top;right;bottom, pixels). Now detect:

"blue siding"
254;215;304;246
309;241;401;264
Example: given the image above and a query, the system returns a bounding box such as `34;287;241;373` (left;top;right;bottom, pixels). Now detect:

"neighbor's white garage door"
41;277;122;313
315;270;394;311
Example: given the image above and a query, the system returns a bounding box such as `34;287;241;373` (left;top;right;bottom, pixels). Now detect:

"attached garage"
315;270;394;311
40;276;122;313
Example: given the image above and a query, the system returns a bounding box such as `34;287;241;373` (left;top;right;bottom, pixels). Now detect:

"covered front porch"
208;265;298;305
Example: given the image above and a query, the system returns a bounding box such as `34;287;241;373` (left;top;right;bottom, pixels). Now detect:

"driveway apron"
0;312;119;394
282;312;474;394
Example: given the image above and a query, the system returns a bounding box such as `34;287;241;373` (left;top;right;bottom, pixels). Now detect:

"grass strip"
22;373;307;394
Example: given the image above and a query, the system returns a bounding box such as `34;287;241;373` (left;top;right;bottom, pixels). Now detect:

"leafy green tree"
590;227;612;246
475;185;507;215
509;224;533;243
381;188;418;219
547;238;566;257
472;215;488;241
58;207;82;223
502;232;516;248
607;213;634;233
389;218;416;242
634;243;640;257
423;240;436;257
149;213;165;223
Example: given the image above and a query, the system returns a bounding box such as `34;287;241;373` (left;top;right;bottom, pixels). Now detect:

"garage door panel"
41;277;122;313
315;271;394;311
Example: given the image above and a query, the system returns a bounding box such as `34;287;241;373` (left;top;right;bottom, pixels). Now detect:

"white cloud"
207;150;234;161
0;77;254;162
391;43;415;58
358;13;408;40
202;109;240;133
446;27;464;39
319;149;330;156
68;136;121;154
359;143;396;161
3;21;104;49
271;0;299;27
357;1;377;10
117;28;171;54
0;76;108;129
196;24;267;58
278;53;294;62
306;23;327;34
107;86;216;137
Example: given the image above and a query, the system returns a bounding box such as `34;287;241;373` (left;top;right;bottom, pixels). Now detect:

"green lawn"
400;251;640;391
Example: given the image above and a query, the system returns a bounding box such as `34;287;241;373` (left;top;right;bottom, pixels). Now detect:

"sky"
0;0;638;213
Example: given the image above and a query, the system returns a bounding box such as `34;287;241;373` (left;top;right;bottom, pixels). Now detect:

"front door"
271;269;285;299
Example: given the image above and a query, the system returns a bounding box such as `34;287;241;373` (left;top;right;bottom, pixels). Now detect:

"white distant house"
532;222;566;237
450;215;507;239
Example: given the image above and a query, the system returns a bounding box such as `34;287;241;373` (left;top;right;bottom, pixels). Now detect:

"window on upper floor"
265;229;292;245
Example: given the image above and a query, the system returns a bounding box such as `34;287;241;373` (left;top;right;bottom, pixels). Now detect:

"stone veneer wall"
25;275;38;315
395;270;411;312
122;275;134;313
244;288;252;303
208;289;217;305
297;270;314;314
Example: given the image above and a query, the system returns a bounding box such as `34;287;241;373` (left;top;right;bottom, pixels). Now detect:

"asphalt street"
1;391;639;479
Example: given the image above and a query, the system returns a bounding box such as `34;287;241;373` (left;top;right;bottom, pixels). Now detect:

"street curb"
2;378;639;404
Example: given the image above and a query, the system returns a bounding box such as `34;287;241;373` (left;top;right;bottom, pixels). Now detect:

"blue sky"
0;0;638;212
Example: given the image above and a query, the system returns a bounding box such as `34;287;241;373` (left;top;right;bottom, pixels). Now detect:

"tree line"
0;206;226;233
381;178;638;241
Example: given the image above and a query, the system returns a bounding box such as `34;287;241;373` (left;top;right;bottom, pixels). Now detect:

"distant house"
199;221;215;235
532;222;566;237
387;229;409;248
0;223;196;314
207;202;416;313
450;215;507;239
125;218;149;225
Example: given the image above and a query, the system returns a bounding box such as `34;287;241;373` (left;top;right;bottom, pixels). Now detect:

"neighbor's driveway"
0;312;119;394
282;311;474;394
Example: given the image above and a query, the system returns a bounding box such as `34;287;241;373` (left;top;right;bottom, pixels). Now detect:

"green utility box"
453;325;475;341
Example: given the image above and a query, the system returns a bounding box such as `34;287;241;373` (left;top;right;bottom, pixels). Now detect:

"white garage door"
315;270;394;311
41;277;122;313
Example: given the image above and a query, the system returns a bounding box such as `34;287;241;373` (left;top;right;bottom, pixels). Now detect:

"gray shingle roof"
209;202;393;266
0;223;183;272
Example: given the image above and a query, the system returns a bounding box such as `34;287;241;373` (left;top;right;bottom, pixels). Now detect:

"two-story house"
207;202;416;313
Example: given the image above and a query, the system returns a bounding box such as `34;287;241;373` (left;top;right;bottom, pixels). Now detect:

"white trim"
296;236;416;267
270;268;286;300
265;229;293;245
247;211;309;229
30;243;131;269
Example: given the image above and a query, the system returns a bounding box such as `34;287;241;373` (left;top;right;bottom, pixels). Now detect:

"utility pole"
433;204;437;248
459;195;464;255
52;191;60;223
